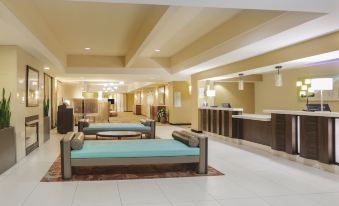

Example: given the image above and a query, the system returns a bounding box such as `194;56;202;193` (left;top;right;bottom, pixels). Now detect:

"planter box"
0;127;16;174
43;117;51;142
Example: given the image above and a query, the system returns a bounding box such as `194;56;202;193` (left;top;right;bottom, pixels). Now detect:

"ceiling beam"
170;10;323;74
192;31;339;81
69;0;334;13
125;5;169;67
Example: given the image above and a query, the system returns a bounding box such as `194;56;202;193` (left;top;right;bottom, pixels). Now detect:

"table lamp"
311;78;333;111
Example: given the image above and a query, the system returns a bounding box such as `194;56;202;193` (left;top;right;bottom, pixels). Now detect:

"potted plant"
0;88;16;174
157;108;167;123
43;98;50;142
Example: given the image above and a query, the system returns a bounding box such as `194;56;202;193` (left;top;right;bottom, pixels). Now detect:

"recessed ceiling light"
85;47;91;50
154;49;161;52
44;67;50;70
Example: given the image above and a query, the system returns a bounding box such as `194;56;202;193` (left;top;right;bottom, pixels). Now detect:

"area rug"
41;157;223;182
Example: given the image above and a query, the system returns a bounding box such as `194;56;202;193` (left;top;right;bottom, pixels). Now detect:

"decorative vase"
0;127;16;174
160;117;167;124
43;116;51;142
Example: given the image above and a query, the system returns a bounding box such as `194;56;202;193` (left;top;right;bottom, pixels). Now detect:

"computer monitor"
306;104;331;112
108;99;115;104
221;103;231;108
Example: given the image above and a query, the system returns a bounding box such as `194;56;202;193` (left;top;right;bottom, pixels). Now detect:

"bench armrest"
60;132;75;179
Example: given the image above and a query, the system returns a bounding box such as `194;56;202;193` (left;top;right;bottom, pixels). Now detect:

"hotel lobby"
1;0;339;206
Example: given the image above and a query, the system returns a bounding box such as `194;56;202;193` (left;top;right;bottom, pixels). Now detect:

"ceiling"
1;0;339;91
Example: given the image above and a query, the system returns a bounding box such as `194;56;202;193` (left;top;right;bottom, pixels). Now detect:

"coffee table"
96;131;142;140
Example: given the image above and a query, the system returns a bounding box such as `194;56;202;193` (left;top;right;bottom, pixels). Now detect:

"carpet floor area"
41;157;223;182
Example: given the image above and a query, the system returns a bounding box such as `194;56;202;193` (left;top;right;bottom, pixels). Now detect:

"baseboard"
169;123;191;126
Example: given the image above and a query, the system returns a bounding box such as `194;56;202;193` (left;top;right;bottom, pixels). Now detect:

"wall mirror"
26;66;39;107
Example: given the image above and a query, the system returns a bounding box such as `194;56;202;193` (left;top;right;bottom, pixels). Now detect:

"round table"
95;131;142;140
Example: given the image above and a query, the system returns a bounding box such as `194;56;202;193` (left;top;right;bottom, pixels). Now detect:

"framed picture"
26;66;39;107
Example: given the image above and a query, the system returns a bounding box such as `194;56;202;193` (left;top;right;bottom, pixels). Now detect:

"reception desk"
198;107;243;137
232;114;272;146
265;110;339;164
198;107;338;165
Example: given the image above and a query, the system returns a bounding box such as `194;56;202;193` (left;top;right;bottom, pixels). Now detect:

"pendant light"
274;66;283;87
238;74;244;90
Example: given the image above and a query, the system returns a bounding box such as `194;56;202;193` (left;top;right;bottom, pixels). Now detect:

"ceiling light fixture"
154;49;161;52
85;47;91;50
238;74;244;91
44;67;50;70
274;66;283;87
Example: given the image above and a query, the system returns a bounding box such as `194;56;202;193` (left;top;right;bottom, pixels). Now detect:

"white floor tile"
173;200;221;206
217;198;271;206
72;181;121;206
263;195;320;206
23;182;77;206
157;178;214;203
118;179;169;204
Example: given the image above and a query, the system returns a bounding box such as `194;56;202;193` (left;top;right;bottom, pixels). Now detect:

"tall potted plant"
0;88;16;174
43;98;50;142
157;108;167;124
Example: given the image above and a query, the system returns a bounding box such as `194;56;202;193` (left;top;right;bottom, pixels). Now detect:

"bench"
60;131;208;179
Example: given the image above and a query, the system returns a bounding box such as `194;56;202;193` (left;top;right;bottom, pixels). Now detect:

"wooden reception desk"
199;107;338;165
198;107;243;137
265;110;339;164
232;114;272;146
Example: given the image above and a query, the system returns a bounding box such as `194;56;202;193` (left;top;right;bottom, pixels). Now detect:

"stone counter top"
199;107;243;112
232;114;271;121
264;109;339;118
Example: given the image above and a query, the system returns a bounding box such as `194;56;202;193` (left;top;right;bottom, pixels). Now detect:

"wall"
214;82;255;113
62;83;83;104
126;93;134;112
168;81;192;124
255;63;339;113
0;46;53;161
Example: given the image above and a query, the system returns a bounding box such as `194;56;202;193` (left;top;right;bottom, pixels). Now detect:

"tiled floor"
1;125;339;206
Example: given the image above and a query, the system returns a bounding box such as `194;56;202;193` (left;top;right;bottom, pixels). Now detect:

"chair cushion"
71;132;85;150
71;139;199;159
172;130;201;147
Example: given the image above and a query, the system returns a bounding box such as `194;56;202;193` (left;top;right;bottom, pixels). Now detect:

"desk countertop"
264;109;339;118
199;107;243;112
232;114;271;121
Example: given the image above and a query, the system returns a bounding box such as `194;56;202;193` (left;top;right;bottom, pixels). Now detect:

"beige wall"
214;82;255;113
255;63;339;113
0;46;54;161
62;83;83;104
126;93;134;112
168;81;192;124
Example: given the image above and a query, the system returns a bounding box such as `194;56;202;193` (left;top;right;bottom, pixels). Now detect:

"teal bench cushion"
71;139;200;159
83;123;151;134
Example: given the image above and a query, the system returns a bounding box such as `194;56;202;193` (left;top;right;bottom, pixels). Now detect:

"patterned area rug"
41;157;223;182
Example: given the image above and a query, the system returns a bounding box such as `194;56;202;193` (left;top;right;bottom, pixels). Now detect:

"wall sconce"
274;66;283;87
188;85;192;95
238;74;244;90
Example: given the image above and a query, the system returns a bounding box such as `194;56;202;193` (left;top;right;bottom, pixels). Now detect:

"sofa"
78;119;156;139
60;131;208;179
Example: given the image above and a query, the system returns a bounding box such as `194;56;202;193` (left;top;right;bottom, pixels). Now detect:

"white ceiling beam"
125;6;170;67
69;0;334;13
